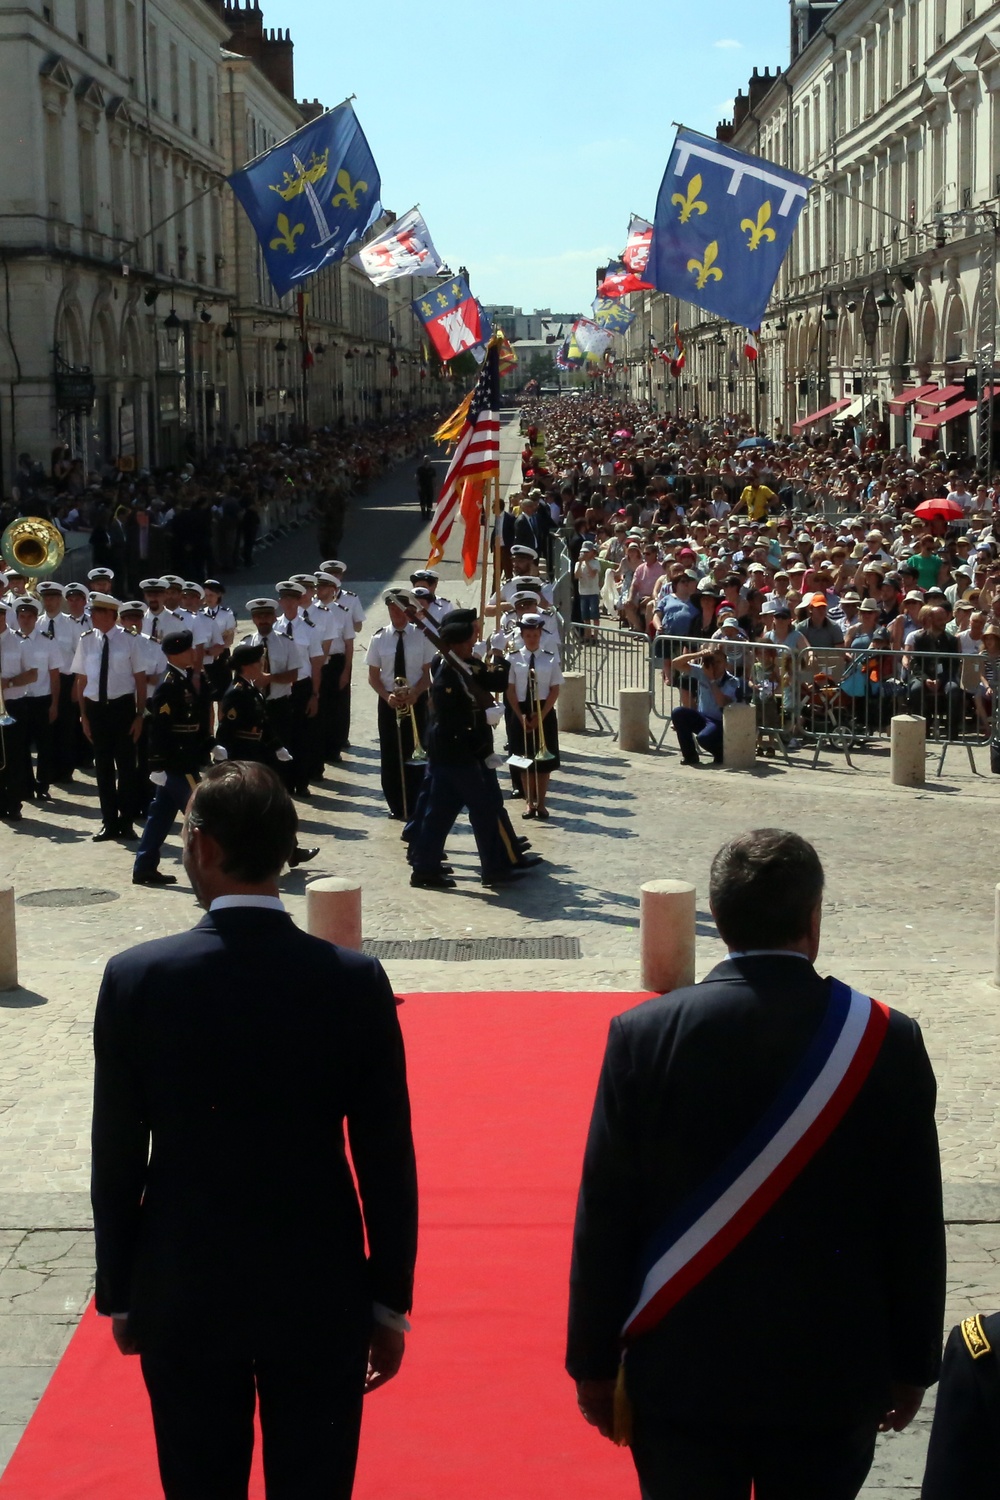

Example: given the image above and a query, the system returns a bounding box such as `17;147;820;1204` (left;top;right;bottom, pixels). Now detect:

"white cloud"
719;98;736;114
713;38;742;48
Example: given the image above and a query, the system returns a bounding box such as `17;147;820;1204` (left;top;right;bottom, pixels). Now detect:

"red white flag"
622;215;653;276
744;329;759;362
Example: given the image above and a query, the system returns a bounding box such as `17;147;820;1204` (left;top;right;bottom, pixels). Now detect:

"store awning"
914;383;966;414
912;389;993;439
792;398;852;432
887;384;939;415
836;395;865;421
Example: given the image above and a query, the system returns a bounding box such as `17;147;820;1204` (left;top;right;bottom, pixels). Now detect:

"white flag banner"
352;206;444;285
573;319;613;357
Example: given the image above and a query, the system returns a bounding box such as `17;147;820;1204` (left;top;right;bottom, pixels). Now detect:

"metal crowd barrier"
563;621;651;733
571;627;992;773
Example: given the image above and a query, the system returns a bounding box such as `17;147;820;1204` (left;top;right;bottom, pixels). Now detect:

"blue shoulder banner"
228;102;381;298
650;127;812;330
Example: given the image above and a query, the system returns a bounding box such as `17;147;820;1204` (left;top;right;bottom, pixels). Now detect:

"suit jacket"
567;956;945;1428
92;906;417;1353
514;509;551;554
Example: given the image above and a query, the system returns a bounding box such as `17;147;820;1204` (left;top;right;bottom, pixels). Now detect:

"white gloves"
485;704;504;726
149;771;168;787
211;745;229;762
276;747;293;762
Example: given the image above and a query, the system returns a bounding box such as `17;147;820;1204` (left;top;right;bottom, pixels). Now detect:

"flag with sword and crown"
228;100;382;297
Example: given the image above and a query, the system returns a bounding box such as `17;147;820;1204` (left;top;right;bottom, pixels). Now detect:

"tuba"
1;517;65;581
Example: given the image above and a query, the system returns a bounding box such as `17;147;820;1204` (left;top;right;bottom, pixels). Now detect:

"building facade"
0;0;426;487
623;0;1000;460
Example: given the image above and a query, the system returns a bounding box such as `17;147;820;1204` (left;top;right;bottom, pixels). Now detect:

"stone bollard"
560;672;587;733
890;714;926;787
640;881;696;994
0;886;16;991
619;687;651;752
722;703;757;770
306;878;362;952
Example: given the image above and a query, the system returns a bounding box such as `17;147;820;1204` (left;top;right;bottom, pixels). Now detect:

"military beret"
231;642;265;669
161;630;193;656
438;608;477;644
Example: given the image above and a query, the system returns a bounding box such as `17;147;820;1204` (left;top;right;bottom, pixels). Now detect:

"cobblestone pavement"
1;423;999;1491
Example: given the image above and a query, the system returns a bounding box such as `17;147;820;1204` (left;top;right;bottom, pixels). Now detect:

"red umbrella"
913;497;965;522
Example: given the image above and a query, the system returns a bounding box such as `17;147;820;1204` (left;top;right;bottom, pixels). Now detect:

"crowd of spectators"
511;396;1000;764
1;413;434;597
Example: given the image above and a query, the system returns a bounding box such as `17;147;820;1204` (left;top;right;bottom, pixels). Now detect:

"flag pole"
492;470;504;637
238;94;358;172
477;484;491;636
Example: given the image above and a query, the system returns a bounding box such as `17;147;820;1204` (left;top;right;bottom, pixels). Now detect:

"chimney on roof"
222;3;295;99
716;121;735;142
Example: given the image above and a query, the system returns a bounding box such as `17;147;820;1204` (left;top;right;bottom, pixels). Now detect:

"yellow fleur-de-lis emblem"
270;214;305;254
687;240;724;290
671;173;708;224
420;300;433;316
741;200;778;251
331;169;367;210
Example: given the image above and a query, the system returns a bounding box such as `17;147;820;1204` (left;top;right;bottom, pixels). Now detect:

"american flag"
427;344;500;569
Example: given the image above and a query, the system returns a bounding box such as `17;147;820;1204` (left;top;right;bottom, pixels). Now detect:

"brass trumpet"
395;676;427;764
529;665;555;765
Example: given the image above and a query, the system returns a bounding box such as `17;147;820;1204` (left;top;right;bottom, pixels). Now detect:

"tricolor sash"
622;979;889;1342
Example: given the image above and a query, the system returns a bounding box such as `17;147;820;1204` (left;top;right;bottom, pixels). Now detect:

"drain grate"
362;936;581;962
18;887;120;909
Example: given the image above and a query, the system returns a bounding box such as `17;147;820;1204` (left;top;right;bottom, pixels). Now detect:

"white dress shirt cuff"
372;1302;411;1333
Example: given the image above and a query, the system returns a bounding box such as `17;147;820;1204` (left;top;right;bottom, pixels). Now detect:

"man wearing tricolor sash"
568;829;945;1500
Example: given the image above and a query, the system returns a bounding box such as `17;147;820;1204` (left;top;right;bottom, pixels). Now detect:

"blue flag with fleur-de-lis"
228;103;381;298
650;127;812;329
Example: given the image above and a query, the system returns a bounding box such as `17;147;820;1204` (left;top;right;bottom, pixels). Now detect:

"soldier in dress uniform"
274;580;324;793
409;569;452;626
505;614;563;819
36;580;84;783
88;566;116;595
312;570;355;765
408;608;542;890
240;599;300;795
494;544;555;606
71;593;147;842
366;589;435;820
922;1311;1000;1498
213;643;317;868
131;630;212;886
318;560;366;748
0;605;30;820
120;600;163;815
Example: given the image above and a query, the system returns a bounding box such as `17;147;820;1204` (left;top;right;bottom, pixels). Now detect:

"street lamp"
876;287;895;327
275;338;288;355
222;322;237;352
163;308;181;346
822;298;838;325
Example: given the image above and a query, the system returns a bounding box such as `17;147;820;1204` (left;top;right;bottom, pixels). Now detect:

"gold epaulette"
961;1314;992;1359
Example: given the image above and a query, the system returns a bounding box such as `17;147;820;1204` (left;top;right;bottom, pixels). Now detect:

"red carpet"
0;992;641;1498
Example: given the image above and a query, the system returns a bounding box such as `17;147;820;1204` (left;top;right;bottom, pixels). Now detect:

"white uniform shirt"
131;629;166;680
365;623;436;691
6;629;57;699
311;601;356;653
425;595;453;627
38;611;81;675
0;628;26;690
333;586;366;630
241;628;297;699
508;646;564;702
71;625;146;701
273;612;324;682
204;604;237;643
142;607;186;643
187;612;224;656
494;609;562;660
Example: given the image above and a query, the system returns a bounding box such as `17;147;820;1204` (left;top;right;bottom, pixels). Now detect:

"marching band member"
365;589;435;820
505;614;563;820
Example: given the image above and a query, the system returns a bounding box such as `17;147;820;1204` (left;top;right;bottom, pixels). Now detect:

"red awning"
887;384;939;415
915;384;965;414
792;398;852;432
913;389;994;439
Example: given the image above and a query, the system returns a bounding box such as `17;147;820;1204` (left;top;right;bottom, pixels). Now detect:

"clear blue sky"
269;0;790;316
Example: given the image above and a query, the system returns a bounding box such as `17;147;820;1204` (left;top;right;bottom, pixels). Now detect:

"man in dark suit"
514;492;552;566
568;828;945;1500
92;761;418;1499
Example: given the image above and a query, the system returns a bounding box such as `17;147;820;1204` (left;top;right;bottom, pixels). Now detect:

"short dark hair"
709;829;824;951
187;762;296;881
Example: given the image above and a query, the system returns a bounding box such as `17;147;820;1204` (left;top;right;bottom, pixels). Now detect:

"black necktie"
98;634;109;705
286;619;294;640
151;614;160;642
45;618;55;638
393;630;406;680
529;651;536;671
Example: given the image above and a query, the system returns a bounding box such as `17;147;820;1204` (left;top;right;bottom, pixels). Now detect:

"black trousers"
88;694;140;829
0;715;25;812
265;697;295;793
376;695;426;819
140;1336;368;1500
630;1417;878;1500
53;673;80;778
289;678;321;788
320;654;350;760
8;695;53;795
